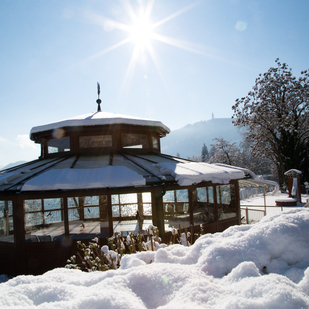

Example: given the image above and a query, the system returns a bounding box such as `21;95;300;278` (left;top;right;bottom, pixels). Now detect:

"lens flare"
162;276;168;285
52;128;65;139
235;21;247;31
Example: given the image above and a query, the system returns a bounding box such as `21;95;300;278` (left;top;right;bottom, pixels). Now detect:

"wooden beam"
13;195;26;275
151;187;165;237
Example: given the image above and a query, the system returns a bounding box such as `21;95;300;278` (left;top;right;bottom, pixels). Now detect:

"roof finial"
96;82;102;112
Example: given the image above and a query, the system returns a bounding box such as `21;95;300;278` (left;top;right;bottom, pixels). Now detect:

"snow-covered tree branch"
232;59;309;187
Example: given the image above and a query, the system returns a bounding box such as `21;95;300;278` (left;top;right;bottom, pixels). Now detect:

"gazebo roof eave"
30;111;170;140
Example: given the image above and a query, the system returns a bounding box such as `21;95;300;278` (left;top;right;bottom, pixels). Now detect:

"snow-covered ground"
240;191;309;224
0;193;309;308
241;191;309;210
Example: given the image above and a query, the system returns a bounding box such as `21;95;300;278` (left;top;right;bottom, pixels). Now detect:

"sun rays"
84;0;202;98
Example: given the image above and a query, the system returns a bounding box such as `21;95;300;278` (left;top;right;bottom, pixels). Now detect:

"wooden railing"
240;205;285;224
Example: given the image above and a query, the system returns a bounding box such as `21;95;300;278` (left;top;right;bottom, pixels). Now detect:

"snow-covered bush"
66;238;120;272
66;225;202;272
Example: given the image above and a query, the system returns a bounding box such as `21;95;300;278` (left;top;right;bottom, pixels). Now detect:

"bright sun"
130;17;153;47
88;1;201;97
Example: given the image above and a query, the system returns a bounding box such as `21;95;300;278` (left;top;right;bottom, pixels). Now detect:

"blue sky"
0;0;308;166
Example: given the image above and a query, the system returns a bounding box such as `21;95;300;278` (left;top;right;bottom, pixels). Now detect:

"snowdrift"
1;209;309;308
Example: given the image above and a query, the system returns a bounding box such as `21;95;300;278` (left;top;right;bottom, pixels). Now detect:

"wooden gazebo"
0;99;253;276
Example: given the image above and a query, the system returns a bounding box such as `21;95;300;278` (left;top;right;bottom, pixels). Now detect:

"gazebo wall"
0;180;240;276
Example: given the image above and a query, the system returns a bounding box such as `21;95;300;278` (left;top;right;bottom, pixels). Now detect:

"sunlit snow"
0;193;309;308
30;111;170;136
155;162;246;185
21;166;146;191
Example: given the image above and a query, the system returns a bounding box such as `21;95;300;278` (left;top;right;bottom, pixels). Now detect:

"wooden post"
246;207;249;225
99;195;109;236
263;189;267;216
63;197;69;237
13;196;26;275
151;187;165;237
107;193;113;237
43;140;48;158
137;193;143;232
4;200;9;235
297;177;302;203
78;197;85;221
213;185;218;223
233;180;241;225
287;178;293;197
188;188;194;230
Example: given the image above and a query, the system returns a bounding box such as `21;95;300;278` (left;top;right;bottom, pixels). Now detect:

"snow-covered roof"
284;169;302;176
155;161;246;186
0;154;249;192
30;111;170;139
21;166;146;191
214;163;280;191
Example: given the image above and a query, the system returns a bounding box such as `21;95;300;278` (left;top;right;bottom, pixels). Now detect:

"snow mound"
0;209;308;308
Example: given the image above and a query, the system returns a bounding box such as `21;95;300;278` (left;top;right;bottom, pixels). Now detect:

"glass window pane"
164;190;190;231
68;208;80;221
112;192;152;235
193;187;215;226
0;200;14;242
120;193;137;204
68;197;79;208
142;192;151;203
217;184;237;221
176;189;189;202
208;187;214;203
48;146;58;153
112;194;119;205
197;187;207;203
48;136;70;153
143;204;152;216
122;134;148;149
112;206;120;217
221;186;231;204
120;204;138;217
25;212;43;227
163;190;174;202
84;196;99;206
44;210;62;224
44;198;62;210
152;136;159;150
84;206;100;219
24;199;42;212
24;199;65;242
68;195;109;240
79;135;112;148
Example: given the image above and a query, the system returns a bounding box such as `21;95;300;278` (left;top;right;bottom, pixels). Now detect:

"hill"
161;118;245;158
0;161;27;170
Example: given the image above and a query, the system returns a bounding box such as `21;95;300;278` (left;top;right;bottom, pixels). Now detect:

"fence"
240;205;284;225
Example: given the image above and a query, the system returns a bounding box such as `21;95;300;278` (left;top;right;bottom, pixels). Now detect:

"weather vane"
96;82;102;112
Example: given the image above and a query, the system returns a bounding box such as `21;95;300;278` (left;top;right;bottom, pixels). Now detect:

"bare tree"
232;59;309;187
208;138;242;166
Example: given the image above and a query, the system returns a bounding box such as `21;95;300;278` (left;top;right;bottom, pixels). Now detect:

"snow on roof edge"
214;163;280;192
155;161;247;186
30;111;170;137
